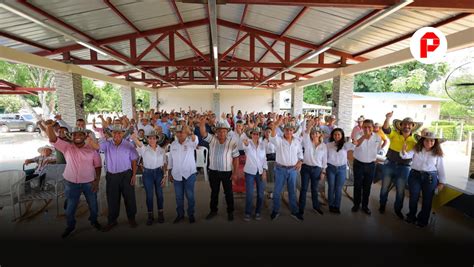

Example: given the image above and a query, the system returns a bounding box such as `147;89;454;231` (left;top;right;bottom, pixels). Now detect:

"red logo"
420;32;440;58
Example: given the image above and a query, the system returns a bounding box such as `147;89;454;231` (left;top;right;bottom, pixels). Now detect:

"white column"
212;92;220;115
291;85;303;116
121;86;136;118
149;90;159;110
54;72;84;126
272;90;280;113
332;74;354;135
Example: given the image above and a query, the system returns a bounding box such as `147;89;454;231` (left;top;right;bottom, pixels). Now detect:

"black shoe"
91;222;102;231
61;227;75;239
335;208;341;214
206;211;217;220
395;210;404;220
290;213;303;222
102;222;118;232
157;211;164;224
128;218;138;228
351;206;360;212
270;212;280;221
379;205;386;214
361;207;371;215
313;207;324;215
146;214;154;226
405;216;416;224
173;216;184;224
416;222;427;228
189;215;196;224
227;213;234;221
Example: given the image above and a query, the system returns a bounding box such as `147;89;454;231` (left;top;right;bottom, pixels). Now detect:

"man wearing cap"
352;119;382;215
270;116;303;221
168;125;199;224
199;116;239;221
100;125;139;231
351;116;365;142
379;111;422;219
23;145;56;188
131;130;167;225
42;121;103;238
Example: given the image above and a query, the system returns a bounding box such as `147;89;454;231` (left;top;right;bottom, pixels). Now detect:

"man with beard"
43;121;103;238
379;112;422;219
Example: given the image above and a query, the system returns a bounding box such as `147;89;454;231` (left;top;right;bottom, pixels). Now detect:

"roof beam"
208;0;219;88
230;4;249;60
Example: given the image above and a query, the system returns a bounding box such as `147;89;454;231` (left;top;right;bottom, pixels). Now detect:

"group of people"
30;105;446;238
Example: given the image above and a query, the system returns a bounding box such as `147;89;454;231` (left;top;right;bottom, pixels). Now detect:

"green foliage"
431;120;456;126
82;79;122;113
303;81;332;105
135;89;150;110
0;95;22;113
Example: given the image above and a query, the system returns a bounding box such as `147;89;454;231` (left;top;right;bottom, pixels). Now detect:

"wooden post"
458;122;464;141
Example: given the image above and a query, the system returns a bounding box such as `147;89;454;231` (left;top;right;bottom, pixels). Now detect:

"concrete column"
332;74;354;135
272;90;280;113
212;92;220;115
54;72;84;126
121;86;136;118
149;90;159;110
291;85;303;116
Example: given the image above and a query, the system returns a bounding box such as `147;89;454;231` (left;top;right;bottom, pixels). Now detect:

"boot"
146;212;154;226
157;211;164;224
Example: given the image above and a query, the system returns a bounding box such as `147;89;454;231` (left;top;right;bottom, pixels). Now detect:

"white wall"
157;88;273;114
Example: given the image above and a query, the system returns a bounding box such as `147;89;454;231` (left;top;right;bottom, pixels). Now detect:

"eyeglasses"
251;133;260;136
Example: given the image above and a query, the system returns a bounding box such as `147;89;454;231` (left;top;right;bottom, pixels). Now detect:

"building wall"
352;98;442;126
157;89;273;114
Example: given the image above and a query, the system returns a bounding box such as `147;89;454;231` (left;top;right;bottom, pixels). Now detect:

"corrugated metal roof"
353;92;448;101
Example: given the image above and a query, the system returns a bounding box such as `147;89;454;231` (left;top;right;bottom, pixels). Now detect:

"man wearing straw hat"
100;125;139;231
42;121;103;238
270;116;303;221
199;116;239;221
379;111;422;219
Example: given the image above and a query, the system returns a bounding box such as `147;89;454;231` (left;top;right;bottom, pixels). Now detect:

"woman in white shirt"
401;131;446;228
242;127;268;221
326;128;354;214
131;130;167;225
299;120;327;218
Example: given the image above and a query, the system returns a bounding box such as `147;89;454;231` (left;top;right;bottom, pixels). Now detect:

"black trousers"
106;169;137;224
353;159;376;208
208;169;234;213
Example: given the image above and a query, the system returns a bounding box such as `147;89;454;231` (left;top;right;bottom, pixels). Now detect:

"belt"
412;169;436;175
387;160;410;166
276;163;296;169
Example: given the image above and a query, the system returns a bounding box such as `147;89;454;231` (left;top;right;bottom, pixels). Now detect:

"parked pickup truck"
0;113;38;133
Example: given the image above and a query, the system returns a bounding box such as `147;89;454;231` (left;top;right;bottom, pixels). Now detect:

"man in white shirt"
168;125;199;224
352;119;382;215
200;117;239;221
138;117;155;136
270;117;303;221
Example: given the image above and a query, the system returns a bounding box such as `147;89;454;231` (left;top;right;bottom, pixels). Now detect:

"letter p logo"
410;27;447;64
420;32;439;58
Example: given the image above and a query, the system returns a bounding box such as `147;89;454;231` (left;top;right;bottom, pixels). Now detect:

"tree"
304;81;332;105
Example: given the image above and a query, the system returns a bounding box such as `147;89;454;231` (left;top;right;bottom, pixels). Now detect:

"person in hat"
351;116;365;142
401;131;446;228
351;119;382;215
241;127;268;221
167;125;199;224
99;125;139;231
298;119;327;219
379;111;422;219
23;145;57;187
42;121;103;238
269;116;303;221
199;116;239;221
131;130;167;225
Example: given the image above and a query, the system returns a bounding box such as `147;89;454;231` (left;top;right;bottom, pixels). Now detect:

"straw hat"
211;122;231;133
309;126;323;134
65;127;88;140
145;130;166;145
414;131;445;143
37;145;54;153
393;117;423;133
355;116;365;122
280;122;299;132
245;127;262;138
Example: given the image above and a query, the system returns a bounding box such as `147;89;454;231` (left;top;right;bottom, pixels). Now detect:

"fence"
428;121;474;141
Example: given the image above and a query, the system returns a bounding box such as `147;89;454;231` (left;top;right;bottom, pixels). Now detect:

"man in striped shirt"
199;116;239;221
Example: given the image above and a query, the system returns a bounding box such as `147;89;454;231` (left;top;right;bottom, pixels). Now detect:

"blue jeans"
379;161;411;211
245;172;265;215
64;180;98;229
407;170;438;225
299;164;322;214
143;167;164;212
173;173;196;217
273;166;298;214
326;163;347;209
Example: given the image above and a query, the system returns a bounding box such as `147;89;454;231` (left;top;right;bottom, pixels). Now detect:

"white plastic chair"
0;170;26;220
195;146;209;181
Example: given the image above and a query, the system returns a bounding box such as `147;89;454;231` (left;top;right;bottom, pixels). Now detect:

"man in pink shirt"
43;120;103;239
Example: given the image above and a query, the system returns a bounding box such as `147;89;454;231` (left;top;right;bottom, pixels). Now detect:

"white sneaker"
255;213;262;221
243;214;251;222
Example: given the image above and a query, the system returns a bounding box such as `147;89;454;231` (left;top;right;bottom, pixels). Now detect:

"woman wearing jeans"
298;119;327;219
326;128;354;214
131;130;167;225
401;131;446;228
242;127;268;221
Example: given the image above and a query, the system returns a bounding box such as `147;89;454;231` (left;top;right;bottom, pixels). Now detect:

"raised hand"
386;111;393;119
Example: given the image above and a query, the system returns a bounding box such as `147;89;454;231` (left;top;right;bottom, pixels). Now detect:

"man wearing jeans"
270;117;303;221
43;121;103;238
352;119;382;215
168;125;199;224
379;112;422;219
